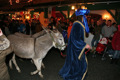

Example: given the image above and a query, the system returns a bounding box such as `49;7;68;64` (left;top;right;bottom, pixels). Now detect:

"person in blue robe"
59;9;91;80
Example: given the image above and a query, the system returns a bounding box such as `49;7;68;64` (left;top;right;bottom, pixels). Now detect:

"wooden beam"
55;6;70;11
86;3;120;10
60;11;66;19
55;2;120;11
106;9;117;22
71;12;75;18
67;9;70;19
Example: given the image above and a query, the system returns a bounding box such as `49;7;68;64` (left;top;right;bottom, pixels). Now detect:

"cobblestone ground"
7;48;120;80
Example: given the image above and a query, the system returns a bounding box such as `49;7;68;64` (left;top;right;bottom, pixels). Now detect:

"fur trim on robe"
0;35;10;50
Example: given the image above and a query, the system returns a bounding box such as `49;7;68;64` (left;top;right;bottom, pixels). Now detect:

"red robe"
112;31;120;50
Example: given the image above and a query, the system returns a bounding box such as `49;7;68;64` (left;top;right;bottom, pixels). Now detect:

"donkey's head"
49;29;66;50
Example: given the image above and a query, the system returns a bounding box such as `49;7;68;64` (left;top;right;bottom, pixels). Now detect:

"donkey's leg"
31;70;38;75
12;54;21;72
31;58;43;78
38;59;43;78
9;59;13;69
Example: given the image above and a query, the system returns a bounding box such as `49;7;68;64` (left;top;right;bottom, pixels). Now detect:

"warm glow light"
16;0;19;3
25;11;30;14
28;0;32;3
16;18;20;20
26;15;30;20
81;6;87;9
103;14;110;20
71;6;75;10
69;14;72;18
85;7;87;9
81;6;85;9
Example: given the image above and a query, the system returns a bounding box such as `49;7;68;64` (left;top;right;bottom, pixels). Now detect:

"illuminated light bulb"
85;7;87;9
28;0;32;3
103;14;110;20
81;6;86;9
16;0;19;3
26;15;30;20
71;6;75;10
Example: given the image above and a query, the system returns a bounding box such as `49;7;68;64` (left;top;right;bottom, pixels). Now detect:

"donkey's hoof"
31;72;34;75
40;74;44;78
18;70;21;73
17;68;21;73
31;72;36;75
31;70;38;75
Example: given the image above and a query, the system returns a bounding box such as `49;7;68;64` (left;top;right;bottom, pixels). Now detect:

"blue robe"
59;21;88;80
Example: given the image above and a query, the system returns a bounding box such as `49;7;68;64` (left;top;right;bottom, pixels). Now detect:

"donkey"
10;30;47;70
7;29;66;78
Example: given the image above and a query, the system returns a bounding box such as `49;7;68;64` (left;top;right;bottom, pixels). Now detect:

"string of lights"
9;0;32;5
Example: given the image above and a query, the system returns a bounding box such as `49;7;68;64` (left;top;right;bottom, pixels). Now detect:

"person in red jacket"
67;20;73;39
111;25;120;64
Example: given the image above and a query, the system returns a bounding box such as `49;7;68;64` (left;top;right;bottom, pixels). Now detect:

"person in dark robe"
59;9;91;80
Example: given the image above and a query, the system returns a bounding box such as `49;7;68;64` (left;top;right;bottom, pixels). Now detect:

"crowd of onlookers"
87;18;120;64
0;19;43;36
88;19;117;50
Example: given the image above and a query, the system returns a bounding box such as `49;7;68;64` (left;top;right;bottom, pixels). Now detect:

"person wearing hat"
59;9;91;80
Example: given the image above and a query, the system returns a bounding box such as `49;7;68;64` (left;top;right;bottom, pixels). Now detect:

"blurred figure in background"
91;20;102;52
89;19;96;34
31;19;36;34
112;22;117;30
56;20;63;33
102;20;117;38
67;20;73;39
25;20;30;35
111;25;120;64
35;20;43;33
48;17;56;30
18;20;26;34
